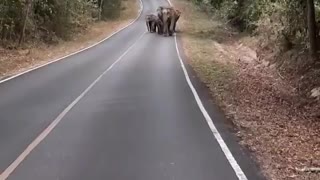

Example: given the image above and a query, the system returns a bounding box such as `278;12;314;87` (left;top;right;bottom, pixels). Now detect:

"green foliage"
192;0;320;48
0;0;123;44
101;0;122;20
0;0;24;41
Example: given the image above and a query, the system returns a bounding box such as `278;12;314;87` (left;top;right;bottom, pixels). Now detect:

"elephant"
145;14;154;33
145;14;163;34
167;9;181;33
156;6;181;36
152;15;164;34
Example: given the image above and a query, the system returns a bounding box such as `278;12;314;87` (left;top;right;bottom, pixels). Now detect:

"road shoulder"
171;0;320;180
0;0;140;81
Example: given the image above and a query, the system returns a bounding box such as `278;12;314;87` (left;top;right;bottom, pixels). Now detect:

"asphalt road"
0;0;266;179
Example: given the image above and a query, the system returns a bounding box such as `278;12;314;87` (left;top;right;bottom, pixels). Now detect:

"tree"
98;0;104;20
19;0;33;45
307;0;317;58
0;0;124;46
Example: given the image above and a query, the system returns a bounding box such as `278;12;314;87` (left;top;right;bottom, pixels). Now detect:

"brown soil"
172;0;320;179
0;0;139;80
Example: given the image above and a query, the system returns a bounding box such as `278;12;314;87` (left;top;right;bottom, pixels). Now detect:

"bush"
0;0;123;45
192;0;318;48
101;0;122;20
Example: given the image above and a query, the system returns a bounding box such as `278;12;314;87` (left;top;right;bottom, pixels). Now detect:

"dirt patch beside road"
172;0;320;179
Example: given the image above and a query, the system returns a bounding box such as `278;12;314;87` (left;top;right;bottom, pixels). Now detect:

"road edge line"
174;36;248;180
174;35;248;180
0;32;146;180
0;0;144;84
167;0;248;179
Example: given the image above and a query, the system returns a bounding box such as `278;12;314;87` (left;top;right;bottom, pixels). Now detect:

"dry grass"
173;0;320;179
0;0;139;80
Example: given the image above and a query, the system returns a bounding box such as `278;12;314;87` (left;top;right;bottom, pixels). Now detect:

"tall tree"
98;0;104;21
19;0;32;45
307;0;317;58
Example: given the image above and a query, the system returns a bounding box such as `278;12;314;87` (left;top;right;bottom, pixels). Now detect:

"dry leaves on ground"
172;0;320;179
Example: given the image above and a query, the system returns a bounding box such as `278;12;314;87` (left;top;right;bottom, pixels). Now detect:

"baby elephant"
145;14;163;34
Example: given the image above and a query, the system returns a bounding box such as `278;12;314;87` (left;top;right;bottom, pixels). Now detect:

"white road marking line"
0;0;248;178
0;0;144;84
168;1;248;179
0;32;146;180
173;32;248;180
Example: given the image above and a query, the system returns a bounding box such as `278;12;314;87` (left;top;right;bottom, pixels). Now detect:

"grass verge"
172;0;320;179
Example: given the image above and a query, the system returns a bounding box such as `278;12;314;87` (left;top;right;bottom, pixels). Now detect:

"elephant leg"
162;22;165;35
158;24;163;34
156;24;161;34
164;24;169;37
162;22;167;36
165;18;171;36
174;17;180;32
155;23;159;34
168;20;173;36
149;21;153;32
149;22;153;32
152;22;157;33
173;20;178;32
146;21;150;32
160;25;164;34
153;22;157;33
169;17;175;36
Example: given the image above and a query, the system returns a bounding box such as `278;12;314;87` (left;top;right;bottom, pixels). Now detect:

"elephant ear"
145;14;151;20
176;10;181;16
156;8;162;18
162;8;170;15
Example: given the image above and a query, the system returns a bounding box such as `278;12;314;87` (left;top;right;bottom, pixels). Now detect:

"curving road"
0;0;265;179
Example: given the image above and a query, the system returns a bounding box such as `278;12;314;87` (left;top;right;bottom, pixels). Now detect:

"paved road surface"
0;0;265;179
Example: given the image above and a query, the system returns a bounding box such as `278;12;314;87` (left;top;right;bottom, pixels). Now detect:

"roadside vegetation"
1;0;319;179
172;0;320;179
0;0;139;79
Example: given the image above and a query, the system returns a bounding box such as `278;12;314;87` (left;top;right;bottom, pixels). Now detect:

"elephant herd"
145;6;181;37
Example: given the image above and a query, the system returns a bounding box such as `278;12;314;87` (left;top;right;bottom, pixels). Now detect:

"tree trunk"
307;0;317;58
98;0;104;21
19;0;32;45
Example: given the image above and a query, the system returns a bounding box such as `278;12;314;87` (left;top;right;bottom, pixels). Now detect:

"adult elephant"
156;6;180;36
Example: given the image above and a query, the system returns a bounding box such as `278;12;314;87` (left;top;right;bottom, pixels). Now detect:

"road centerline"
0;32;146;180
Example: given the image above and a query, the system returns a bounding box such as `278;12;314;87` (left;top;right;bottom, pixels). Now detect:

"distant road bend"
0;0;265;179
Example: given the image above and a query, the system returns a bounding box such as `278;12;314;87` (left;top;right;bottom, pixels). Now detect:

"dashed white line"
0;32;146;180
